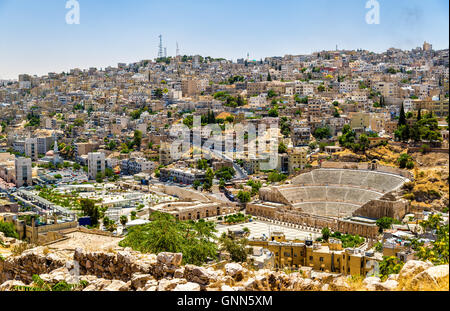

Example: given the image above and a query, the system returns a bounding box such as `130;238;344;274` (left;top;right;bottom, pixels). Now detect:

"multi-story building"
249;233;379;276
88;152;105;180
121;157;157;175
159;167;206;185
288;147;308;174
25;138;38;161
291;126;311;146
15;157;32;187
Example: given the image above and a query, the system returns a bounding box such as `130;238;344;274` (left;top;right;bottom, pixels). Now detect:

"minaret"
53;134;59;165
53;134;59;154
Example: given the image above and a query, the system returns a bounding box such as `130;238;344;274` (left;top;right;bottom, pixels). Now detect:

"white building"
88;152;105;180
15;157;32;187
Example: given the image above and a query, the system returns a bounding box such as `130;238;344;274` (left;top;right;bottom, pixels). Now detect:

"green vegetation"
247;180;262;196
321;227;331;241
397;153;414;169
378;256;404;281
323;232;365;248
12;275;89;292
415;214;449;265
374;241;383;252
219;231;250;262
80;199;102;226
267;171;287;183
25;113;40;127
119;212;217;265
237;191;251;204
313;127;331;140
223;213;251;224
0;221;19;239
267;106;279;117
376;217;402;233
203;168;214;191
38;187;81;210
338;125;370;153
215;167;236;181
278;141;288;154
197;159;209;170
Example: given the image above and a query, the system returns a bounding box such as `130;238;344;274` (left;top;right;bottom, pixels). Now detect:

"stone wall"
353;199;410;221
258;187;290;205
247;206;379;238
0;249;67;284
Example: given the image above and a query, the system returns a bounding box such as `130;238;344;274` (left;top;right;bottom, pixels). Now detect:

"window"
320;257;324;262
309;256;313;261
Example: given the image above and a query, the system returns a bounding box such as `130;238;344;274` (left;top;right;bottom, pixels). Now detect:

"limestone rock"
329;276;351;291
174;268;185;279
0;280;26;291
157;278;186;291
225;263;244;281
411;265;449;290
103;280;129;291
375;280;398;291
157;253;183;267
398;260;433;282
131;273;154;290
184;265;211;286
173;282;201;291
363;276;381;291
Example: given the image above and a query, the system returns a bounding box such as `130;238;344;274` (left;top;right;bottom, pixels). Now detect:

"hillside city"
0;42;449;292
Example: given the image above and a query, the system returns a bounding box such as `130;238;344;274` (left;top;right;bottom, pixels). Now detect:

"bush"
397;153;414;169
379;256;404;281
120;212;217;265
0;221;19;239
374;241;383;253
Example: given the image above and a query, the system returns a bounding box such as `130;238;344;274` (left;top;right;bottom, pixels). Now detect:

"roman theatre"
247;162;413;238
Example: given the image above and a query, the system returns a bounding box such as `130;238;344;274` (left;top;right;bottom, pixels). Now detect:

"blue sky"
0;0;448;79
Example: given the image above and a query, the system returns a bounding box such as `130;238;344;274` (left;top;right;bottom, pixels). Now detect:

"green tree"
397;153;414;169
119;212;217;265
313;127;331;140
0;221;19;239
80;199;101;226
321;227;331;242
193;180;201;190
398;103;407;126
376;217;396;233
267;89;277;98
120;215;128;226
278;141;288;154
237;191;251;204
379;256;404;281
219;232;250;262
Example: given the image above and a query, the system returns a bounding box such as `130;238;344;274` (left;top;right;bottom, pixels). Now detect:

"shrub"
120;212;217;265
379;256;404;281
0;221;19;239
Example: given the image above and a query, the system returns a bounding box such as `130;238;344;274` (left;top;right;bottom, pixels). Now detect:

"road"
203;147;248;180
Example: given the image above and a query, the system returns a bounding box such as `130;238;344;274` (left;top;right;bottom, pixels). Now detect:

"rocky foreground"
0;247;448;291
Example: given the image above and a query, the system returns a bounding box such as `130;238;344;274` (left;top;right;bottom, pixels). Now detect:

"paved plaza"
215;219;321;241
